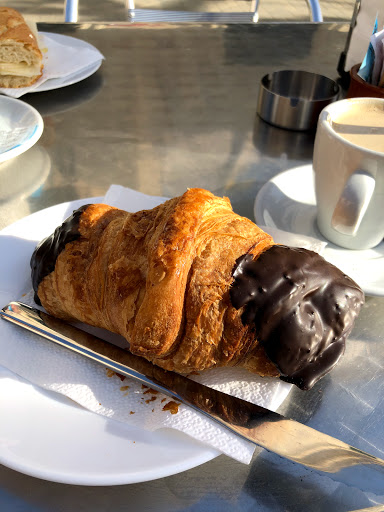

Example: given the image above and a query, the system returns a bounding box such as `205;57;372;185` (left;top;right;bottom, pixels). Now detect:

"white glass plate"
0;197;291;485
0;96;43;163
254;165;384;296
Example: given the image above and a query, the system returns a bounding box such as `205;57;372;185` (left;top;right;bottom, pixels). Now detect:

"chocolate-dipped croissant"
30;188;364;390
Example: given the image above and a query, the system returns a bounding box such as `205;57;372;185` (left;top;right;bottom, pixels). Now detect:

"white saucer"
0;96;44;163
254;165;384;297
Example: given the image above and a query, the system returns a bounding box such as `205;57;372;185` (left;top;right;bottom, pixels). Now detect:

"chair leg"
64;0;79;22
126;0;135;19
253;0;323;22
307;0;323;21
252;0;260;22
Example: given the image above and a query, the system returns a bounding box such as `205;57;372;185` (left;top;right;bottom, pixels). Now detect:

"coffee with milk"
330;103;384;153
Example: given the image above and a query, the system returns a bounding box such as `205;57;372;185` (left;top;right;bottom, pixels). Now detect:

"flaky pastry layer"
36;188;278;377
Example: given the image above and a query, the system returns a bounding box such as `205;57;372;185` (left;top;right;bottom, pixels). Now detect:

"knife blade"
1;301;384;492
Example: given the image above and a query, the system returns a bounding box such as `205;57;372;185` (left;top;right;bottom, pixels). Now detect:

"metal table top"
0;21;383;511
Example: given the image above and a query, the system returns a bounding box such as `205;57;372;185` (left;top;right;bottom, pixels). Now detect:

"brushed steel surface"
2;22;350;227
3;300;384;493
0;20;383;512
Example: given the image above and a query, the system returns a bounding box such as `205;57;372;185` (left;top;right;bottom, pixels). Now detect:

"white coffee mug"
313;97;384;250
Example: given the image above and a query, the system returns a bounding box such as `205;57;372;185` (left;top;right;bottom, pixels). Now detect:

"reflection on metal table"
0;20;383;512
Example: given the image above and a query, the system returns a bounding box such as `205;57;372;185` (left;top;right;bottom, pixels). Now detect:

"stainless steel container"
257;70;340;131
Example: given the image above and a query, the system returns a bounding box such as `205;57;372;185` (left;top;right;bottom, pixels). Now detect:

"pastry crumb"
162;401;180;414
144;388;159;395
106;369;126;381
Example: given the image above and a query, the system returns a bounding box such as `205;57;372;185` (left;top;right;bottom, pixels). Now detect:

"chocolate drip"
30;205;90;304
230;245;364;390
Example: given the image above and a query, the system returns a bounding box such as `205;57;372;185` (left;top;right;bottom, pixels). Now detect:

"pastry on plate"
31;188;365;390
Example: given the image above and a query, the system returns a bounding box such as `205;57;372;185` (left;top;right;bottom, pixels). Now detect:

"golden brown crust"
0;7;43;87
37;188;278;378
0;7;39;47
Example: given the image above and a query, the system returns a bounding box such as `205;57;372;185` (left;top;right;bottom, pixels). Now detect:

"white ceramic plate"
0;197;291;485
0;96;43;163
0;366;219;486
0;33;103;98
34;59;102;93
33;33;103;93
254;165;384;296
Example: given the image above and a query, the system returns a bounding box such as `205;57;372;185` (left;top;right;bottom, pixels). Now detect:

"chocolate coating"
230;245;364;390
30;205;90;305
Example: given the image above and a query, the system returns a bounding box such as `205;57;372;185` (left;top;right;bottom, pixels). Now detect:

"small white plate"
0;96;43;163
0;33;103;98
254;165;384;297
34;59;102;93
33;33;103;93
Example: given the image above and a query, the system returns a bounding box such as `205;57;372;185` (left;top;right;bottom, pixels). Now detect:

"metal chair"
307;0;323;22
64;0;323;23
126;0;323;23
64;0;79;22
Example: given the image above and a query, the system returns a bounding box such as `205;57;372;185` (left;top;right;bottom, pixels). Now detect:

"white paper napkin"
0;185;327;464
0;33;104;98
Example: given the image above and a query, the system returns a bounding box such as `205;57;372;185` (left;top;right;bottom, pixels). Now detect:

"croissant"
30;188;364;390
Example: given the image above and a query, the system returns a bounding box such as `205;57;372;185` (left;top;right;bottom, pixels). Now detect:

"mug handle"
331;171;375;236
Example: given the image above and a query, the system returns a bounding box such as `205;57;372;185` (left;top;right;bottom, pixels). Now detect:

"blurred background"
8;0;356;23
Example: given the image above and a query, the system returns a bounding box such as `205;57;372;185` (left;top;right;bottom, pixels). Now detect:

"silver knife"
1;301;384;492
